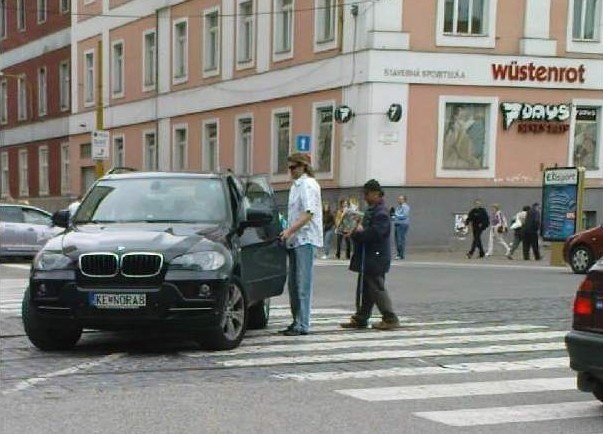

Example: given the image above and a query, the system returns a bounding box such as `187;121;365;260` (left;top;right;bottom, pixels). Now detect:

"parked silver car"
0;203;62;260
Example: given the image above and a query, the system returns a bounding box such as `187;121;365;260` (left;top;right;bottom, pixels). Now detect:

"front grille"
80;253;119;277
121;253;163;277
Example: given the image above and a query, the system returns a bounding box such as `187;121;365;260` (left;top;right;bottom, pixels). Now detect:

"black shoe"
282;329;308;336
279;324;295;334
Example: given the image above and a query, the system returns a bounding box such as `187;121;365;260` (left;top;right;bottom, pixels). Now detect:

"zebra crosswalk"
0;279;27;317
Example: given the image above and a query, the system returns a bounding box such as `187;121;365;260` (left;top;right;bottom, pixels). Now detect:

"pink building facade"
2;0;602;246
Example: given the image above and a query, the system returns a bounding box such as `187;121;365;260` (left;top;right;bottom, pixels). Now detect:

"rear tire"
570;246;594;274
22;288;82;351
593;381;603;403
247;298;270;330
199;283;247;351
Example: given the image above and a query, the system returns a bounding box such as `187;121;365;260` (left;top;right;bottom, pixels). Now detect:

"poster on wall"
442;103;488;170
541;167;578;242
453;213;469;239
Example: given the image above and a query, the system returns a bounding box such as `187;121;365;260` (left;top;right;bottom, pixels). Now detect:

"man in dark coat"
340;179;400;330
522;202;542;260
465;199;490;258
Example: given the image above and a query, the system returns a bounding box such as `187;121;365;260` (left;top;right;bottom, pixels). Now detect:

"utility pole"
95;39;104;179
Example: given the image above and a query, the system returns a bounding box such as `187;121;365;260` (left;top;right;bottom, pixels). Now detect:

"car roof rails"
106;166;138;175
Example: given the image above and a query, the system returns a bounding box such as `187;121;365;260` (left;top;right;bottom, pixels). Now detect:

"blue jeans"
287;244;315;332
394;223;409;258
323;228;335;256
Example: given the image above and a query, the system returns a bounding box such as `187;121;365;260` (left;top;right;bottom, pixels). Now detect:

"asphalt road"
1;259;601;434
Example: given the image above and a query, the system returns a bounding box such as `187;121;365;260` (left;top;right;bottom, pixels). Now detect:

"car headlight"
34;252;72;270
170;251;226;271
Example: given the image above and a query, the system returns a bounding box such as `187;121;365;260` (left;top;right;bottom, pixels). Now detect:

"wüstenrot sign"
491;61;586;84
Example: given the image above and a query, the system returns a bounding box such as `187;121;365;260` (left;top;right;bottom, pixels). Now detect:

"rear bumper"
565;330;603;388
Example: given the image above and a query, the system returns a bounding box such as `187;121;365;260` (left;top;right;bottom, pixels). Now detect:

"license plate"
90;293;146;309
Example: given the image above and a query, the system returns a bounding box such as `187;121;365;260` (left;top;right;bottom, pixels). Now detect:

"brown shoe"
372;320;400;331
340;317;368;329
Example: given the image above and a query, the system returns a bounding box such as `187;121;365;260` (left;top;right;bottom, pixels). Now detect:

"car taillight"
573;277;594;328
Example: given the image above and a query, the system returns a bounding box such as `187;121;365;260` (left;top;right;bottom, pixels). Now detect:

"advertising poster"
541;168;578;241
453;213;469;239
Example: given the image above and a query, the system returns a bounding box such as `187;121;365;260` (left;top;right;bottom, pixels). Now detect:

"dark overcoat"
349;198;391;275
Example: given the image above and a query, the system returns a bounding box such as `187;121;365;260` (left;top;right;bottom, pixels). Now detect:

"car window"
74;178;229;224
23;208;52;225
0;206;24;223
244;176;276;211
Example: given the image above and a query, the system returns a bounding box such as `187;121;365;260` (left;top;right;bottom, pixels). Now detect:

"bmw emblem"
117;246;126;252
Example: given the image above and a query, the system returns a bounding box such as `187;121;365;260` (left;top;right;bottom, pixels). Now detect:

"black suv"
23;171;287;351
565;258;603;403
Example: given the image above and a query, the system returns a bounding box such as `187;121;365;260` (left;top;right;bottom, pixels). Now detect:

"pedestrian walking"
465;199;490;258
321;202;335;259
279;153;323;336
522;202;542;260
485;203;510;257
340;179;400;331
507;205;529;259
335;198;351;259
392;195;410;259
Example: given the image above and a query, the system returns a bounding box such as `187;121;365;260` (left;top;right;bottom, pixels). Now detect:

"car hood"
44;223;228;260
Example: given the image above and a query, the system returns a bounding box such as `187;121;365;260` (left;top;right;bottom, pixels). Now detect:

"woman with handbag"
507;206;529;259
485;203;511;257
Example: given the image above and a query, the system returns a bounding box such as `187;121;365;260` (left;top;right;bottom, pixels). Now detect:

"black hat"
363;179;383;195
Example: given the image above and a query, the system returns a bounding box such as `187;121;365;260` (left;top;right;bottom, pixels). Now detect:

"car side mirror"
241;208;273;228
52;209;70;228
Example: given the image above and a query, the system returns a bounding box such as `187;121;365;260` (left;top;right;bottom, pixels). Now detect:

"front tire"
22;288;82;351
570;246;594;274
247;298;270;330
199;283;247;351
593;381;603;403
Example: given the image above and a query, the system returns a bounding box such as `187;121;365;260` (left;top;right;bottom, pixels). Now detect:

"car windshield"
74;177;229;224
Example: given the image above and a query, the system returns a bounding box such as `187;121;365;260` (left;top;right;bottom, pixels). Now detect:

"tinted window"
74;178;229;224
0;206;24;223
23;208;51;225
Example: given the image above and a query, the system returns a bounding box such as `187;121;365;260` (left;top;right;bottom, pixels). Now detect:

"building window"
572;0;600;40
236;117;253;174
274;0;293;54
59;60;70;111
113;135;124;168
437;0;496;48
173;19;188;83
315;0;336;43
437;96;497;178
111;41;124;97
0;152;8;198
237;1;254;65
38;146;49;195
204;10;220;74
173;127;188;171
17;0;25;31
1;0;7;39
37;0;46;24
18;149;28;197
60;143;70;195
80;142;91;159
0;79;7;124
314;105;333;173
203;122;218;172
38;67;47;116
84;50;95;106
273;111;291;175
572;107;600;171
17;76;27;121
144;131;158;171
60;0;70;14
143;30;156;90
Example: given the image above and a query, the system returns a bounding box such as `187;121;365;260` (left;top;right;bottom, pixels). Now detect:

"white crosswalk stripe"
0;279;27;316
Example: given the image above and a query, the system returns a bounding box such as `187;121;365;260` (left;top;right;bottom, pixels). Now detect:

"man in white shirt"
279;153;323;336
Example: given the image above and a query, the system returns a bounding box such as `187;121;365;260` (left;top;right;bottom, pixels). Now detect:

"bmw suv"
23;171;287;351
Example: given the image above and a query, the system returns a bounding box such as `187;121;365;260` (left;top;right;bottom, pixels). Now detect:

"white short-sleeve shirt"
287;174;323;248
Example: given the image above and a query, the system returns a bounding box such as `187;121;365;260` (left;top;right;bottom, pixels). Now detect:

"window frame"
0;0;7;40
142;28;157;92
273;0;294;61
172;18;189;85
235;114;254;175
37;66;47;116
203;7;221;77
60;143;70;195
173;124;188;171
202;119;220;172
0;79;7;124
436;95;498;179
568;99;603;179
59;59;70;112
271;107;292;182
567;0;603;54
312;101;335;178
84;49;95;107
436;0;497;48
60;0;70;14
111;39;125;99
17;0;25;31
0;152;9;198
17;75;27;121
112;134;125;168
38;145;49;196
142;129;158;171
236;0;255;69
37;0;47;24
314;0;337;52
18;149;29;197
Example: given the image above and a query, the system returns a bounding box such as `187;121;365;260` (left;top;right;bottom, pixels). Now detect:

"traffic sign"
91;130;110;160
296;135;311;152
334;105;353;124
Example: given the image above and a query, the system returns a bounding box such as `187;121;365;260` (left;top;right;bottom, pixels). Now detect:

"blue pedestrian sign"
296;135;311;152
